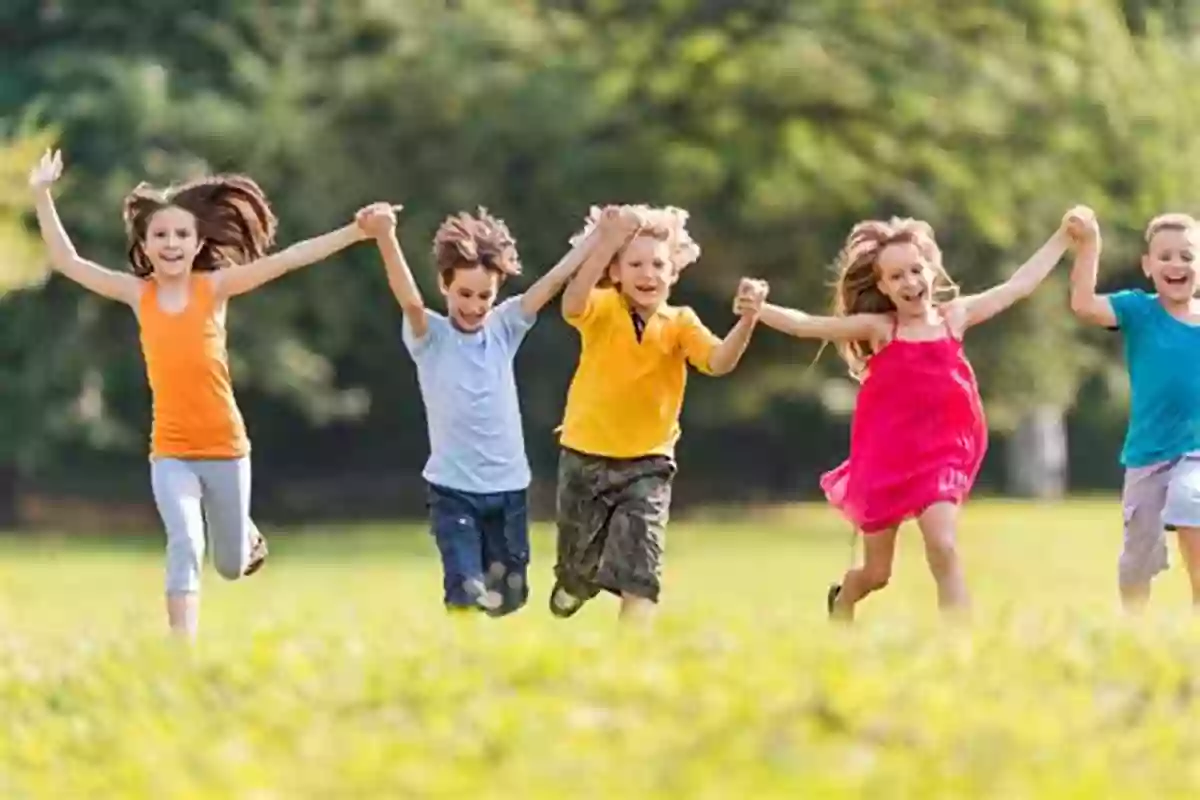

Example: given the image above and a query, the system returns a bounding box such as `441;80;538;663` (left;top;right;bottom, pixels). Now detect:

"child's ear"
1140;254;1152;279
606;261;621;284
437;272;451;295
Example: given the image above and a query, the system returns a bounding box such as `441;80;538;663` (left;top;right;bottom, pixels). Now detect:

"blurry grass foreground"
3;501;1200;797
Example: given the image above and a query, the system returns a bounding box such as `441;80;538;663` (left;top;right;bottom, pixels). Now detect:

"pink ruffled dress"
820;316;988;533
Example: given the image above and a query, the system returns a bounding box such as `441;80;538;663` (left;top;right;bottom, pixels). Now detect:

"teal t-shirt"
1111;289;1200;467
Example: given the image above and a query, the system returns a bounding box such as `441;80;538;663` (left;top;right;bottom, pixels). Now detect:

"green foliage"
1;502;1199;796
5;0;1200;492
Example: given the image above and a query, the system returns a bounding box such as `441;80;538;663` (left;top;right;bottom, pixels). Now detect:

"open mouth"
634;283;658;294
900;288;927;303
161;253;184;264
1163;274;1190;287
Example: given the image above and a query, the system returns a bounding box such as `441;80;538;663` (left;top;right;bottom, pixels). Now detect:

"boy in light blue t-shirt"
1069;210;1200;612
355;202;630;615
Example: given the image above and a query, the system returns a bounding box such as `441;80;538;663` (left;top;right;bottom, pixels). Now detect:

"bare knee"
860;566;891;593
925;538;960;578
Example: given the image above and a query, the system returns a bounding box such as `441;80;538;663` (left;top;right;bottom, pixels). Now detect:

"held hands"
598;204;644;241
355;202;402;240
29;149;64;192
1061;205;1099;248
732;278;769;319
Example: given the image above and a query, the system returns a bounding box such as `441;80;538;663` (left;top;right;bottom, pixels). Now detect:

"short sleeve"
677;307;722;375
402;310;448;359
1110;290;1152;333
564;288;619;332
490;295;537;348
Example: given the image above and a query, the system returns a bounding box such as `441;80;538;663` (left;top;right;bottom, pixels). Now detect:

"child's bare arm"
1067;216;1116;328
758;303;890;342
212;221;367;299
560;206;641;318
29;150;142;306
520;225;602;317
357;204;430;338
707;278;769;375
952;207;1087;330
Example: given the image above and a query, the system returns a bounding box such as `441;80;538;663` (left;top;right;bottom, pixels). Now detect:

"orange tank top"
138;275;249;459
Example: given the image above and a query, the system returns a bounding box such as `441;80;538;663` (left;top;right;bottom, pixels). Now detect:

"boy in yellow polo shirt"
550;204;769;621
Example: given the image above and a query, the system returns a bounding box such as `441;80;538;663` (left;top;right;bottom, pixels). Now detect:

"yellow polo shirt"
559;288;721;458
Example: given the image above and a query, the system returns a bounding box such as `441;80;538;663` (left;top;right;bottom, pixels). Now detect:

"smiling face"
874;240;936;316
610;233;678;312
439;264;501;332
1143;225;1199;305
142;205;202;278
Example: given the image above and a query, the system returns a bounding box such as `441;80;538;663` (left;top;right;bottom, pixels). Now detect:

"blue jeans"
426;483;530;615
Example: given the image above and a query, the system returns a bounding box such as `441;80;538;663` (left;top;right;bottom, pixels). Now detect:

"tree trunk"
1005;406;1067;499
0;461;18;529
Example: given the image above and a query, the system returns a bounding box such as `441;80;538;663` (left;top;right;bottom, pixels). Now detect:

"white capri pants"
151;457;258;594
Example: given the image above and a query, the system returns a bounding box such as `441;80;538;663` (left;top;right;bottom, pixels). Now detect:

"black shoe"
826;583;842;616
549;579;586;618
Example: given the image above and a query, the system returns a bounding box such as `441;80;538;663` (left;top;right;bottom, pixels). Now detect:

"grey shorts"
1120;452;1200;585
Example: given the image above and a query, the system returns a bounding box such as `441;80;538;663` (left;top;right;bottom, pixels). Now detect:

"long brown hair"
122;175;278;279
432;207;521;285
832;217;958;379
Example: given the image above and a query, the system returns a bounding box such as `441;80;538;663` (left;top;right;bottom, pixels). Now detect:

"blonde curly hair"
570;204;701;279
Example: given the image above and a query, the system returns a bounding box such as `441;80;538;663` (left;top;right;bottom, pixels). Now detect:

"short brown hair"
122;174;278;279
1144;212;1198;244
432;207;521;285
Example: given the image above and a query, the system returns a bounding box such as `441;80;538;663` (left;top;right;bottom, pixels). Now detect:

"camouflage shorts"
553;447;676;603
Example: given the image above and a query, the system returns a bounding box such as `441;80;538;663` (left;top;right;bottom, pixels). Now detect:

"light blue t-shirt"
1112;289;1200;468
402;296;536;493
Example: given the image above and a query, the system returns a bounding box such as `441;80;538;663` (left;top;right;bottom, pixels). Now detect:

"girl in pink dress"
754;209;1090;620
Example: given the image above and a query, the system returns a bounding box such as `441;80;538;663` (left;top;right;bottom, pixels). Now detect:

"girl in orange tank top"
29;148;393;638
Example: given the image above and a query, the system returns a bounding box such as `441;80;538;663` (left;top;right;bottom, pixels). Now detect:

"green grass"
2;499;1200;798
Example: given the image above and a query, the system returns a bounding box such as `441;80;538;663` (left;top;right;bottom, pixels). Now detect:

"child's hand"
1062;205;1098;246
598;205;643;239
732;278;769;318
355;202;400;239
29;149;63;191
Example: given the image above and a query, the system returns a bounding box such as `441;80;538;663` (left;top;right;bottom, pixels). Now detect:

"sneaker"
464;578;503;612
549;579;585;618
244;533;269;576
826;583;841;617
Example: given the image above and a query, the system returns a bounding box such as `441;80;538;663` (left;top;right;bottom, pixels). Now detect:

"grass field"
3;499;1200;798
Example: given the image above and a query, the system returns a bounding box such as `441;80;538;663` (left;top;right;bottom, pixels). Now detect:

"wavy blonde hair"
570;204;700;285
832;217;959;379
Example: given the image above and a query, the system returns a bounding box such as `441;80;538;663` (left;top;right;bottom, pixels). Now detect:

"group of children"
27;147;1200;635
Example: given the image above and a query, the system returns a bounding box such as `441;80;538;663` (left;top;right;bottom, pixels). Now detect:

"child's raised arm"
950;206;1086;330
212;213;369;300
357;203;429;337
1066;214;1115;328
758;303;890;343
560;206;641;318
519;224;606;317
29;150;142;306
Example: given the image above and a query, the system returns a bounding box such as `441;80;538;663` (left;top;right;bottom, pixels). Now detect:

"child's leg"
1119;463;1171;612
831;528;897;622
482;490;530;617
194;458;260;582
427;484;501;612
150;459;205;637
916;501;969;614
593;457;674;624
550;450;610;617
1162;456;1200;605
